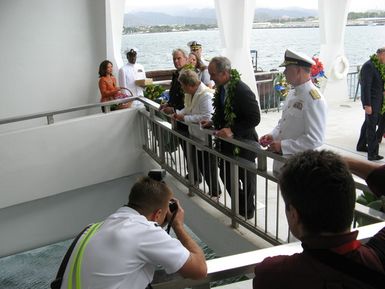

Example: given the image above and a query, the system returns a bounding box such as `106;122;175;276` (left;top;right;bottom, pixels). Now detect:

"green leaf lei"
370;54;385;114
212;69;241;155
212;69;240;128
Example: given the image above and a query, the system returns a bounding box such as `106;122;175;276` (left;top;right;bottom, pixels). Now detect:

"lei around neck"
370;54;385;89
212;69;241;155
212;69;240;129
370;54;385;114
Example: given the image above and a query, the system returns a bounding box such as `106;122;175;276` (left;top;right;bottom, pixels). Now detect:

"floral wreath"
310;56;327;88
370;54;385;114
212;69;241;155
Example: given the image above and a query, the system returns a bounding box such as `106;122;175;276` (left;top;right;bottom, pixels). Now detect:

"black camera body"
169;199;178;213
148;169;166;182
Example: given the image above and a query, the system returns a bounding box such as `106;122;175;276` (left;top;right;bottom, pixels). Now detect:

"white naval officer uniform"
271;79;327;172
119;62;146;108
118;62;146;97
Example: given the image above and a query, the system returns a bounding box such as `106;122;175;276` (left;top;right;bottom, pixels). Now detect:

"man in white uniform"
187;41;209;66
119;48;146;107
260;49;327;173
60;175;207;289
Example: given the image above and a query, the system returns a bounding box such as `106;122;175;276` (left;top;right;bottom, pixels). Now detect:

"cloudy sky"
125;0;385;12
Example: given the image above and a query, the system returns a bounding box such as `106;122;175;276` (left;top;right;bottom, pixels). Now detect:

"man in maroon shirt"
253;150;385;289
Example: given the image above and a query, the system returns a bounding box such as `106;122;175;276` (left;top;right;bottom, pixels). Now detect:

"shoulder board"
310;89;321;100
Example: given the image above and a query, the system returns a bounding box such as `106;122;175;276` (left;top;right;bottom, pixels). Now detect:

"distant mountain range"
124;8;318;27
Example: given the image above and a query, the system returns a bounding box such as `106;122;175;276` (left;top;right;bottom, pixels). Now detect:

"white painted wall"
0;0;106;119
0;109;147;209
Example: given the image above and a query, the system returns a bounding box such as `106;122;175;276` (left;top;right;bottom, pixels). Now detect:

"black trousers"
376;113;385;143
190;146;220;196
357;112;380;157
219;143;256;218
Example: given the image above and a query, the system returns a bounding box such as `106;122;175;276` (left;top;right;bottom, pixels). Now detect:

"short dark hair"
376;47;385;54
279;150;356;234
128;177;172;214
98;60;112;78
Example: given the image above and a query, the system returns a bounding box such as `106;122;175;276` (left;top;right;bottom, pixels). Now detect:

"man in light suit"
356;47;385;161
202;56;261;219
260;49;327;173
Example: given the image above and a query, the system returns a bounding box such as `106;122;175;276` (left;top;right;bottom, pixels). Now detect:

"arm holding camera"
169;199;207;279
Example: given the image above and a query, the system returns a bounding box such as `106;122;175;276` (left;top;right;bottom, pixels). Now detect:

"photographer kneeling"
58;172;207;289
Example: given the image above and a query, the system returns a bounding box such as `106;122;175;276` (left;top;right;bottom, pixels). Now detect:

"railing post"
230;162;239;228
47;114;54;124
186;141;196;196
157;125;165;164
257;153;267;172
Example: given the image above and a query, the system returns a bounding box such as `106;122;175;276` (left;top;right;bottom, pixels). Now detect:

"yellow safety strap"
67;222;103;289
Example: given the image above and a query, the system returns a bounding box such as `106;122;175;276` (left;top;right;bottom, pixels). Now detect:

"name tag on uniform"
138;69;143;72
293;102;303;110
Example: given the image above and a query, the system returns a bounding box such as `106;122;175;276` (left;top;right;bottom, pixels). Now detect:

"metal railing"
0;96;137;125
140;99;385;244
347;65;361;101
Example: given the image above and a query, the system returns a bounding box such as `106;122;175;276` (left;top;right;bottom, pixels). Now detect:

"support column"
214;0;259;100
319;0;352;105
106;0;126;76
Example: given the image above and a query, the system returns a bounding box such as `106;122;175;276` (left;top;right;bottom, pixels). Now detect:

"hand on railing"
200;119;213;129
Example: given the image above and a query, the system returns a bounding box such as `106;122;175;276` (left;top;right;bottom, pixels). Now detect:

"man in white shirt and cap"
187;41;209;66
119;48;146;106
259;49;327;173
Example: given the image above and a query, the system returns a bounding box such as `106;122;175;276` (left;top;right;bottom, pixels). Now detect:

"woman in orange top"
98;60;121;102
98;60;132;111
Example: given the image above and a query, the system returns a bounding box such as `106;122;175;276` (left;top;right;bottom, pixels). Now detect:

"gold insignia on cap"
310;89;321;100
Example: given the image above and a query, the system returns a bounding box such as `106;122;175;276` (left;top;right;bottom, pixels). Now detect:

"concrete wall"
0;0;106;119
0;109;146;209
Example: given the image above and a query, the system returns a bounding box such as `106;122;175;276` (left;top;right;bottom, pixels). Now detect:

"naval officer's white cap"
280;49;315;67
126;47;138;54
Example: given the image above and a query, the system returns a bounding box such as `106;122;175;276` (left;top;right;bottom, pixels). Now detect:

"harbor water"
121;25;385;71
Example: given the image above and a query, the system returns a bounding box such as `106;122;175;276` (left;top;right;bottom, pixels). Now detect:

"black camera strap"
50;224;92;289
166;209;178;234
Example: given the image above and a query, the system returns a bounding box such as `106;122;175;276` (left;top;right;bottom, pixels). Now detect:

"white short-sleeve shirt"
60;207;190;289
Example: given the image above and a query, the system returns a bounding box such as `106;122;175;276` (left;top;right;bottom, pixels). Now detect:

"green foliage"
357;190;385;212
123;24;217;34
348;11;385;19
144;84;165;103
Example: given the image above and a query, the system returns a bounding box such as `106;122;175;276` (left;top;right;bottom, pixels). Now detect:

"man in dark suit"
356;47;385;161
202;56;260;219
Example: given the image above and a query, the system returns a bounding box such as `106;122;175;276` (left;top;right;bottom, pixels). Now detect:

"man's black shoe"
368;155;384;161
356;146;368;152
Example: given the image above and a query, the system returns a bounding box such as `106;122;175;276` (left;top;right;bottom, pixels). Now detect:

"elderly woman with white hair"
173;69;220;198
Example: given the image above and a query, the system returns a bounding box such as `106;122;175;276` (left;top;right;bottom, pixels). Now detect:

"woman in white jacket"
173;69;220;197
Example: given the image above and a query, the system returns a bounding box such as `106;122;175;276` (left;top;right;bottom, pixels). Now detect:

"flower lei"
212;69;241;155
310;56;327;88
370;54;385;114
